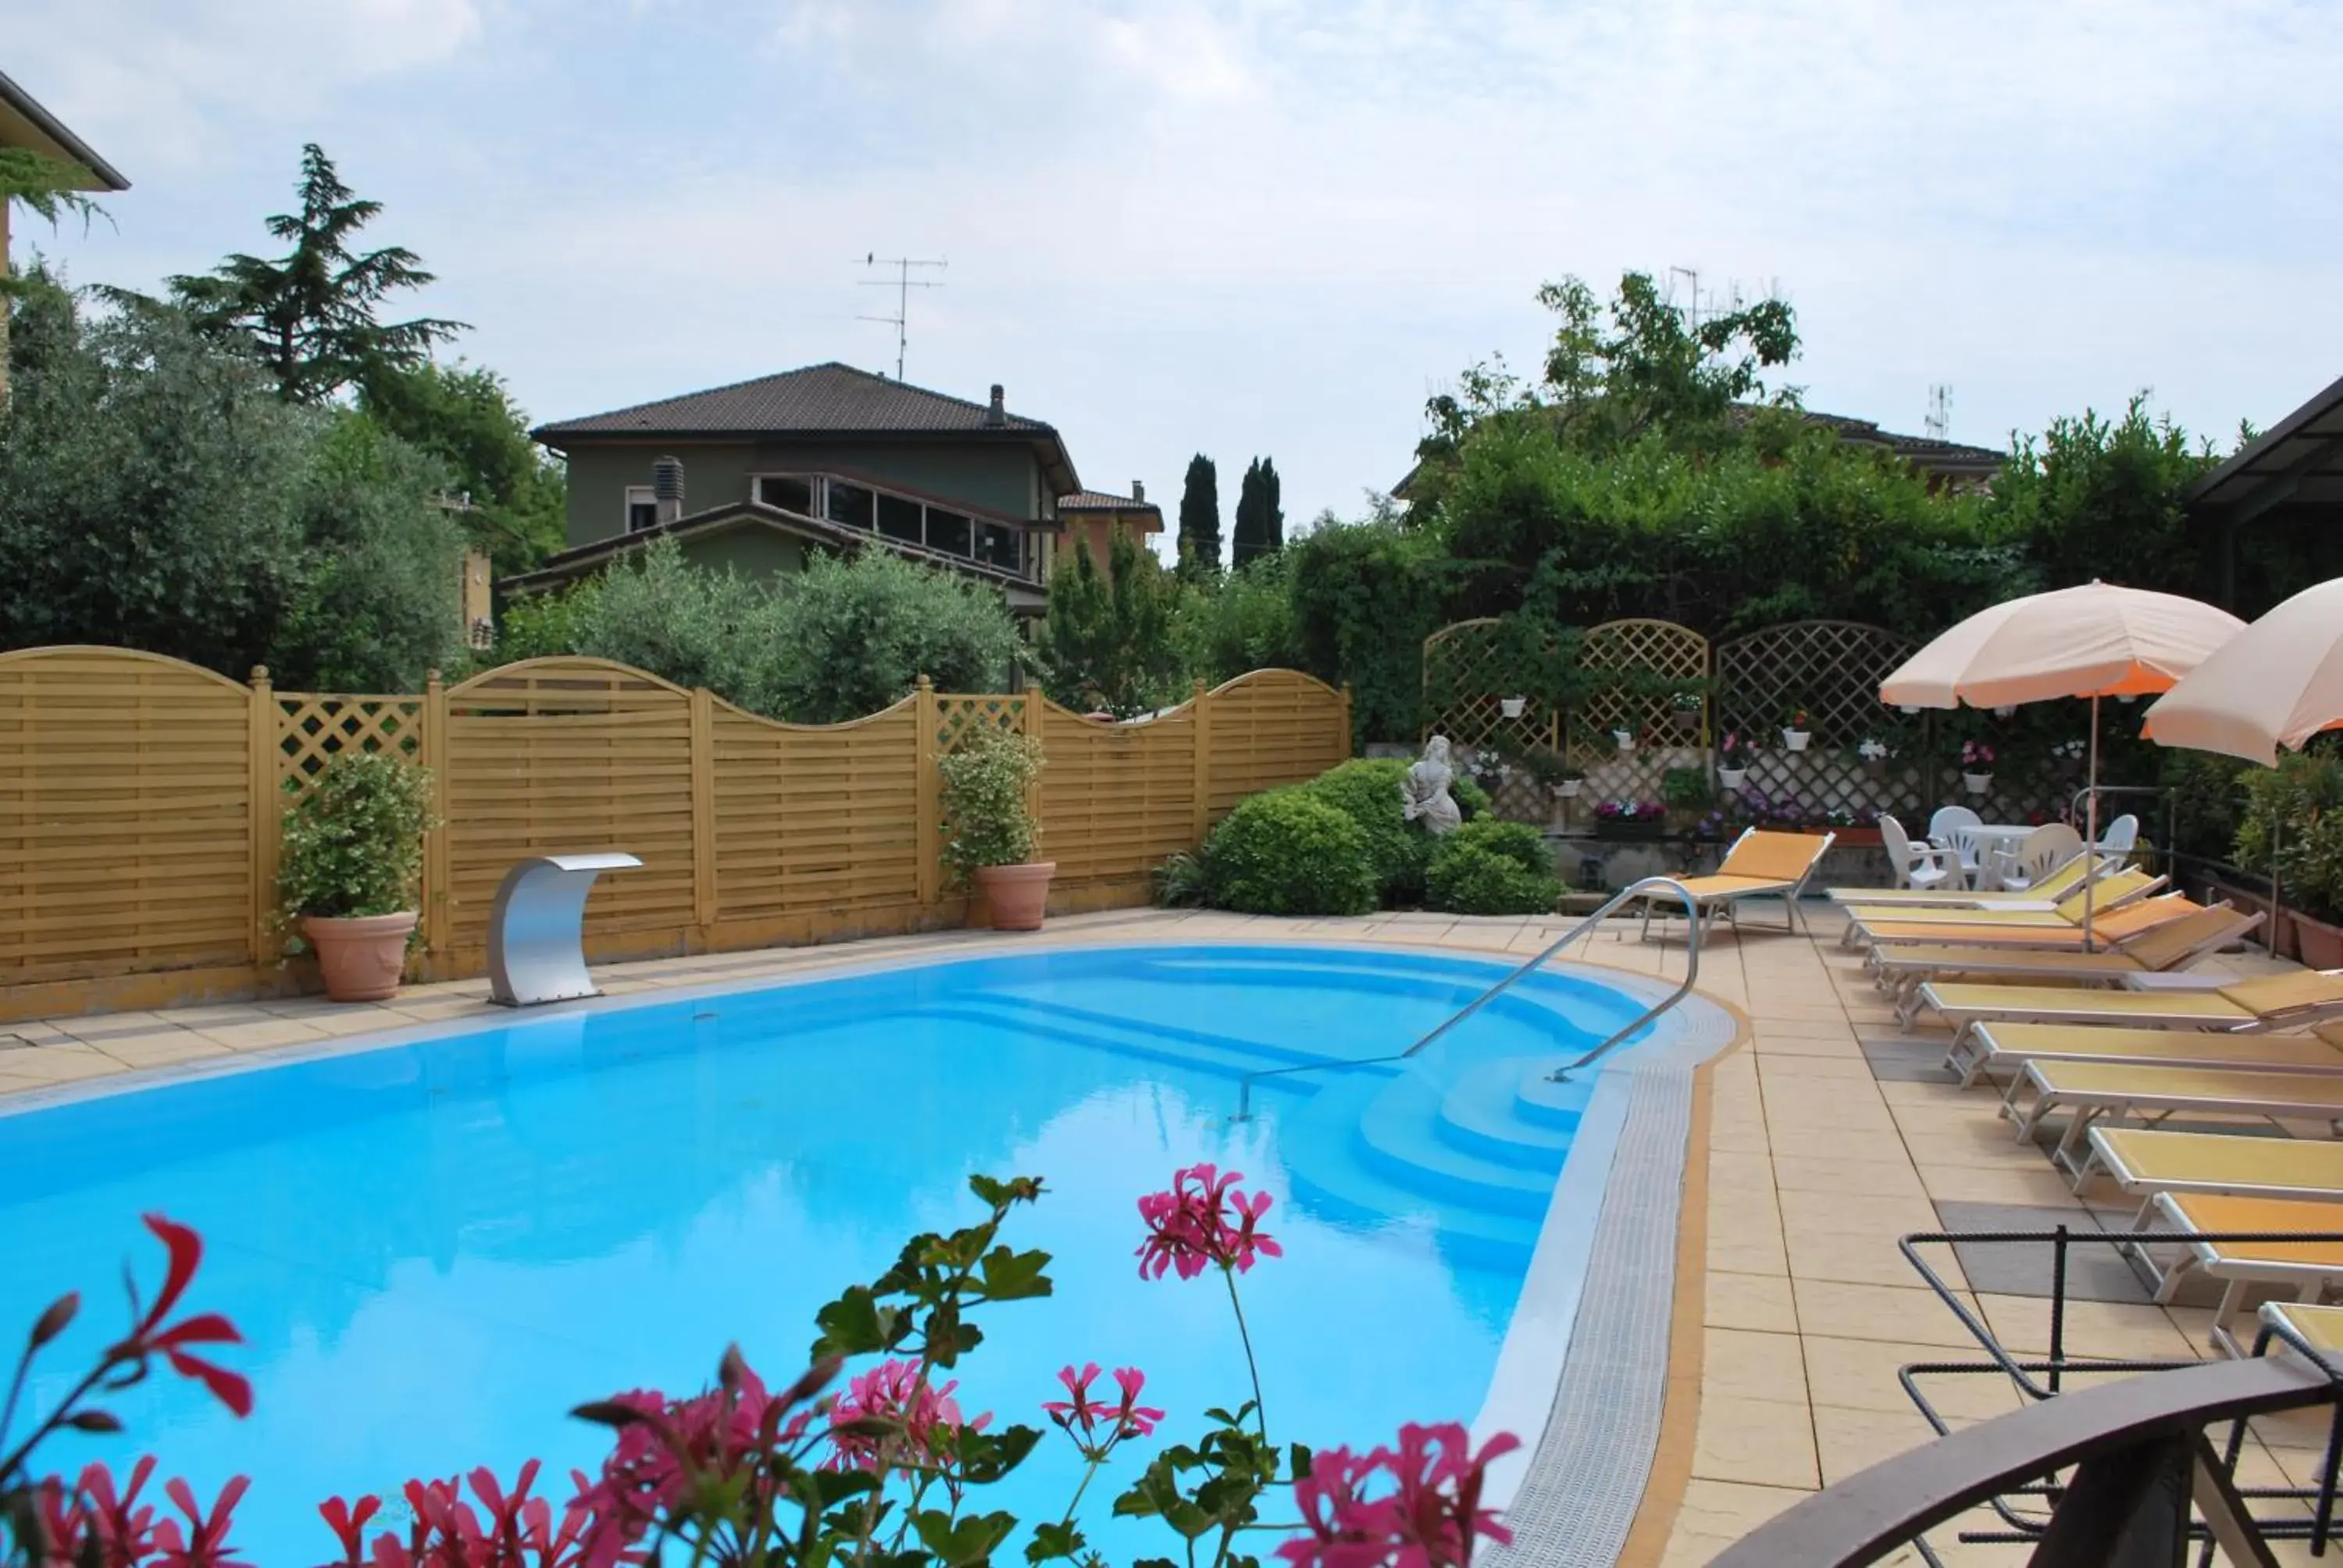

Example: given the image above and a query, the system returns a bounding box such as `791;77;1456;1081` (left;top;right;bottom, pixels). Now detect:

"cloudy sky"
14;1;2341;528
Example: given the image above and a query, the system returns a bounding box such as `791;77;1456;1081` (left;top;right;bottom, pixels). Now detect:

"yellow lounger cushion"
1717;831;1831;883
1846;870;2160;931
1862;898;2199;949
1672;872;1800;902
1973;1024;2343;1073
2219;970;2343;1017
1825;854;2099;905
2093;1128;2343;1196
2031;1060;2343;1112
1878;946;2147;977
1926;985;2253;1022
2263;1302;2343;1352
2163;1192;2343;1268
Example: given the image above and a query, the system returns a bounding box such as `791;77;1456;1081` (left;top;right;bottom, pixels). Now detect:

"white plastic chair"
1926;804;1985;887
2095;813;2140;856
1879;815;1957;893
1989;823;2084;893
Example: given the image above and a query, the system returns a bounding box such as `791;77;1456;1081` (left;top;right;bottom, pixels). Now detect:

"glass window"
758;475;814;514
976;522;1022;573
876;491;923;543
826;481;875;530
925;507;974;557
625;486;658;533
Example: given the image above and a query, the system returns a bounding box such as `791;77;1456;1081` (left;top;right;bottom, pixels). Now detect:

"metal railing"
1230;875;1703;1120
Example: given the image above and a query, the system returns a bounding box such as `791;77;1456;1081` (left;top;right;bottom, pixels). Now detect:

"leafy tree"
0;277;465;687
1985;394;2220;600
1286;513;1450;746
167;144;465;403
1169;551;1302;686
1232;456;1284;567
1041;527;1179;717
361;360;566;574
1175;453;1221;582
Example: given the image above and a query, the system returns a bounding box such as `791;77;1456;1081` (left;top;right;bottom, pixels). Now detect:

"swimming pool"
0;943;1680;1562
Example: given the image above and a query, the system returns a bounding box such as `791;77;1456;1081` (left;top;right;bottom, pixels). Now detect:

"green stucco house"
515;362;1089;613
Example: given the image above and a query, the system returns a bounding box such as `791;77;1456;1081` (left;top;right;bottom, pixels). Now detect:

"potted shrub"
1961;739;1996;796
939;724;1054;930
1780;707;1813;752
1668;687;1703;736
276;751;437;1003
1717;731;1752;791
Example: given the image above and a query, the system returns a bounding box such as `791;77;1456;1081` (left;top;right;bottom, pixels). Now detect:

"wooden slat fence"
0;648;1350;1016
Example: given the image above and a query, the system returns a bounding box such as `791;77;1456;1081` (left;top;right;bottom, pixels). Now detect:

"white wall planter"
1717;767;1748;790
1500;696;1527;718
1613;730;1635;753
1555;779;1582;799
1781;729;1811;752
1963;772;1994;796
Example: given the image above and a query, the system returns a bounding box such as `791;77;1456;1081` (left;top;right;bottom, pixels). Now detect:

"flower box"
1830;827;1883;848
1594;817;1671;842
2293;911;2343;970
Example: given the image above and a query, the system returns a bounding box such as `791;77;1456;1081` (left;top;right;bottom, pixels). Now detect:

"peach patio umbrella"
2142;577;2343;767
1880;581;2245;941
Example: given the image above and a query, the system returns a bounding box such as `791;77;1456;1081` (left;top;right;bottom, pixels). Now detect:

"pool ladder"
1230;875;1703;1121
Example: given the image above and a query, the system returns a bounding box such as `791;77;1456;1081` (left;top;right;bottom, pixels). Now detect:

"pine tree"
1232;456;1286;568
168;144;465;403
1040;528;1176;718
1176;453;1221;582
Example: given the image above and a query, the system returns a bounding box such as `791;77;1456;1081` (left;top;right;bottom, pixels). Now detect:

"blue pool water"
0;945;1654;1562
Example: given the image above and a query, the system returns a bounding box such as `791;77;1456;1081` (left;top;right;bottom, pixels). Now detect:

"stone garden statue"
1401;735;1464;836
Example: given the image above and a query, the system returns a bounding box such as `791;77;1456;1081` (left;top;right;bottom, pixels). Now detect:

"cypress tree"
1176;453;1221;581
1233;456;1286;567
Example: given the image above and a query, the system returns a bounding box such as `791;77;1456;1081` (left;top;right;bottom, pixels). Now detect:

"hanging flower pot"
1717;766;1748;791
1613;729;1635;753
1669;708;1699;734
1963;771;1994;796
1556;779;1582;799
1781;729;1810;752
1500;695;1527;719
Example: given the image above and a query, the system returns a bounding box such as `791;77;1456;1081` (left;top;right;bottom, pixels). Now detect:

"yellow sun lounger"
1632;829;1835;941
2259;1300;2343;1360
2007;1059;2343;1173
1872;906;2264;1028
1856;893;2199;956
2138;1192;2343;1356
2083;1128;2343;1214
1920;969;2343;1044
1838;868;2164;950
1948;1019;2343;1089
1824;850;2102;908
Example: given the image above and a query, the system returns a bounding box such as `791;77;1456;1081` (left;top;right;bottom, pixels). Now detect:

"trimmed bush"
1453;775;1493;820
1299;758;1430;903
1425;818;1563;915
1200;789;1378;916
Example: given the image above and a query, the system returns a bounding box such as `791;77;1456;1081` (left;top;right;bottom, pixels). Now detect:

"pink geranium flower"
111;1215;251;1419
1278;1424;1520;1568
1135;1164;1283;1281
1043;1363;1165;1461
826;1358;989;1473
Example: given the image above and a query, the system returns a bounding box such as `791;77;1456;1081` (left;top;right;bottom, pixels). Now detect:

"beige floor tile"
191;1017;337;1050
1778;1189;1944;1238
1802;1335;2025;1420
3;1047;127;1083
1973;1294;2198;1361
1785;1224;1943;1288
1708;1225;1791;1277
1706;1150;1778;1192
1768;1153;1929;1199
95;1032;237;1068
1703;1327;1811;1404
1754;1053;1878;1080
1911;1163;2088;1209
1704;1271;1799;1333
1691;1394;1821;1490
1792;1279;1981;1348
1656;1479;1813;1567
1810;1402;1944;1486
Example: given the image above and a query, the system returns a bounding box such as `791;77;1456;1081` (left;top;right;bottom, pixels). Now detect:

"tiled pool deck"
0;906;2327;1565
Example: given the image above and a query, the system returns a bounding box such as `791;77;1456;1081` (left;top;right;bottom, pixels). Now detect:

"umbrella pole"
2082;695;2101;951
2273;812;2286;960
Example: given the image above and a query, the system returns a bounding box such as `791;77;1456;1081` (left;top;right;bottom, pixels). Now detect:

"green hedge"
1425;819;1563;915
1199;789;1378;916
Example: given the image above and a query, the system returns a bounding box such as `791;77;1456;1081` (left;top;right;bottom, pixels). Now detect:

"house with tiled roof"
1055;483;1164;572
516;362;1088;611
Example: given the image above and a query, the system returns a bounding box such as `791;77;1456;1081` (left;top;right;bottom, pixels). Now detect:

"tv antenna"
858;254;947;380
1925;384;1952;440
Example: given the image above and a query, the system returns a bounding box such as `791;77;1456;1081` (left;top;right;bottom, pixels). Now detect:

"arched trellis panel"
1420;618;1564;755
1564;619;1712;808
1711;620;1928;823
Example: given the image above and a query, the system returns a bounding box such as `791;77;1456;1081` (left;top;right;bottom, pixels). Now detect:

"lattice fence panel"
1421;618;1563;762
1711;621;1922;825
1563;619;1711;808
934;694;1028;756
275;695;424;794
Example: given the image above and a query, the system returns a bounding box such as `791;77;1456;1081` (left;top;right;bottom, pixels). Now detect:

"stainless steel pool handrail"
1230;875;1703;1120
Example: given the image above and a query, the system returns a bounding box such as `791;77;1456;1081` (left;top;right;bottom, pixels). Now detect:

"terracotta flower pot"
302;911;418;1003
975;861;1057;932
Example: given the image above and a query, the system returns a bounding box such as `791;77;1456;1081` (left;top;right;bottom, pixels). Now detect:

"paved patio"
0;904;2329;1564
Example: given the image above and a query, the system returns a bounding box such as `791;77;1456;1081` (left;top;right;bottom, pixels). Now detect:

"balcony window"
976;522;1022;574
876;491;923;543
826;481;875;530
757;475;814;514
925;507;973;557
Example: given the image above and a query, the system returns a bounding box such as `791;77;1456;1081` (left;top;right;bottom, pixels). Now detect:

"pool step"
926;999;1384;1092
1278;1075;1541;1271
1435;1059;1590;1171
1354;1070;1559;1217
